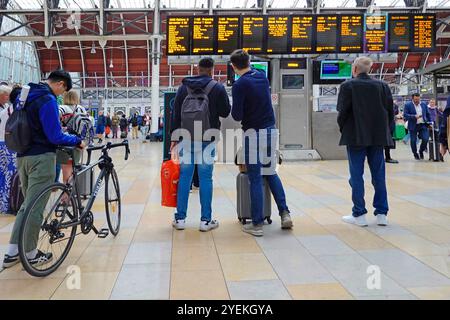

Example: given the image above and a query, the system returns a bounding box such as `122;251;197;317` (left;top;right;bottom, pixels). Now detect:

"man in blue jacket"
403;93;431;160
3;70;85;269
230;49;293;237
170;57;231;232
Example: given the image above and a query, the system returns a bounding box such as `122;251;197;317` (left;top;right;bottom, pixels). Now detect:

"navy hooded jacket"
171;75;231;137
17;83;81;157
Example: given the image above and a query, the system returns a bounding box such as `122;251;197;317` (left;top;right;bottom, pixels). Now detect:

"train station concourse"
0;0;449;304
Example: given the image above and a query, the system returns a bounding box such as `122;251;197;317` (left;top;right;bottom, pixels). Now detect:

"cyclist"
3;70;85;269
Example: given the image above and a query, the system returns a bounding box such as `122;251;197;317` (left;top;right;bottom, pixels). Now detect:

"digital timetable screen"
267;16;289;54
412;14;435;52
364;13;388;53
339;15;363;53
217;16;240;54
242;16;265;54
167;17;190;55
290;16;314;53
316;15;338;53
389;14;411;51
165;14;436;56
191;16;215;55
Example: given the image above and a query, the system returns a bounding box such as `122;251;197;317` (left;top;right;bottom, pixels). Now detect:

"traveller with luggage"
230;49;293;237
2;70;85;269
170;57;231;232
119;114;128;138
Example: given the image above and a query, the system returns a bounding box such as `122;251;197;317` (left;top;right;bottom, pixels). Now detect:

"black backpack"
5;101;32;154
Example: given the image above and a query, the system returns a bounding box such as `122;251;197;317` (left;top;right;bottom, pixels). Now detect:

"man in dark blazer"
337;56;394;227
403;93;431;160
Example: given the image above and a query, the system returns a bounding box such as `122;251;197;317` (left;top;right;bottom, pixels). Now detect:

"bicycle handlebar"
85;140;130;164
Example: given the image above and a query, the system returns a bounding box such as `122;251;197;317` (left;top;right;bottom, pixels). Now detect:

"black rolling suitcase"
236;173;272;225
428;122;441;162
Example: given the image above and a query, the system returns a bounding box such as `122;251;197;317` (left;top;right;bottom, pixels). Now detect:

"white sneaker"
376;214;388;226
199;220;219;232
172;219;186;230
342;214;368;227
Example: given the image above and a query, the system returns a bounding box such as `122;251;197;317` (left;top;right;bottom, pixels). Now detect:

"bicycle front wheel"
105;168;121;236
18;183;78;277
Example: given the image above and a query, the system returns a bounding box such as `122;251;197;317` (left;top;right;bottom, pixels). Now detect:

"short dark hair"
199;57;214;69
47;69;72;92
9;86;21;104
230;49;250;70
412;93;420;98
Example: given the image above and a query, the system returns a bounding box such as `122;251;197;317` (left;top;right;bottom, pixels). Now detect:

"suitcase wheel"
267;218;273;224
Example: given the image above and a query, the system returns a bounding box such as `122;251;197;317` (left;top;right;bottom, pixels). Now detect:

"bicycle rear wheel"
105;168;121;236
18;183;78;277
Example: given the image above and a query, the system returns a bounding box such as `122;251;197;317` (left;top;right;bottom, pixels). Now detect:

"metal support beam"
151;0;161;134
0;34;161;41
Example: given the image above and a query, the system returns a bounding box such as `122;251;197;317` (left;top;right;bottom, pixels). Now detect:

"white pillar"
150;0;161;134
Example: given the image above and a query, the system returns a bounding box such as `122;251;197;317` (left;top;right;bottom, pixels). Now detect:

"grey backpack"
181;80;217;141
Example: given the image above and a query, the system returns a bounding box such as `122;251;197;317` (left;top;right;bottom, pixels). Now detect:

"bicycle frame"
52;141;129;231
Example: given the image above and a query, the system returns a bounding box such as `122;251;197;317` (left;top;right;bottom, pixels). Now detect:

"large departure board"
191;16;215;55
290;16;314;53
316;15;338;53
217;16;240;54
339;15;363;53
166;13;436;56
167;17;191;55
242;16;265;53
412;14;435;52
267;16;289;54
388;14;411;52
364;13;388;53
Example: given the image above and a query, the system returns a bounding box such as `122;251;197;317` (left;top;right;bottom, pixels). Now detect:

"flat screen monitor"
227;61;270;85
320;60;352;80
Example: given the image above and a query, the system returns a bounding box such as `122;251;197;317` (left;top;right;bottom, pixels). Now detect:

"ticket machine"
272;58;320;160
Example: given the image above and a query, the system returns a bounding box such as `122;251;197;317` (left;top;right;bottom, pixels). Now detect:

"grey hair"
0;85;12;95
353;56;373;74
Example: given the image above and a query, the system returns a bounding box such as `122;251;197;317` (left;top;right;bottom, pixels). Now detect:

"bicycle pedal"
97;228;109;238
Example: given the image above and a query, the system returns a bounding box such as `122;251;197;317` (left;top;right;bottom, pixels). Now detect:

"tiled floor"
0;140;449;300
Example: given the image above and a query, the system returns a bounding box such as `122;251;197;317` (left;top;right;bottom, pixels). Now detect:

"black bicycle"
17;141;130;277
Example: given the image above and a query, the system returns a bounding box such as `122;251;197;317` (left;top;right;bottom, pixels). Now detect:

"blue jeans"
175;142;215;222
347;146;388;217
244;126;289;225
410;124;429;155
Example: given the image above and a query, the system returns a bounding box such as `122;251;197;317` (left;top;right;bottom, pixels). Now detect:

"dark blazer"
337;73;394;147
403;101;431;131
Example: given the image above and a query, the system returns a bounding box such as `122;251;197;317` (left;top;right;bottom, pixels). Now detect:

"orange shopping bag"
161;159;180;207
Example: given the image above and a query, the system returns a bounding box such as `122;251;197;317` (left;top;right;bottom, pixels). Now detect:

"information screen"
167;17;191;55
389;14;411;51
242;16;265;54
316;15;338;53
290;15;314;53
320;60;352;80
191;16;215;55
217;16;240;54
267;16;289;54
412;14;435;52
364;13;388;53
339;15;363;53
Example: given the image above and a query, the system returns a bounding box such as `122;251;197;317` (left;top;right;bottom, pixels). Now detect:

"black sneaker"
414;154;420;160
28;250;53;267
419;151;424;160
2;253;20;268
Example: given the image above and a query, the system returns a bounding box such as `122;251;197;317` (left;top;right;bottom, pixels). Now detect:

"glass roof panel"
161;0;209;8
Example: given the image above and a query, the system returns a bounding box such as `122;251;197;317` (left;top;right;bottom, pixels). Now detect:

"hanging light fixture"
109;46;114;68
91;41;96;54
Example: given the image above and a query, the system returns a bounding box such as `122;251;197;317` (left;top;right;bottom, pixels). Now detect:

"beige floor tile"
172;229;215;248
0;257;79;280
219;253;278;282
287;283;354;300
76;245;129;272
302;208;342;225
407;286;450;300
172;245;221;271
405;225;450;245
90;228;136;247
382;235;448;256
291;216;331;236
122;180;151;204
0;232;11;244
325;224;394;250
170;270;229;300
51;272;119;300
0;278;63;299
214;236;262;254
133;226;173;242
414;255;450;278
